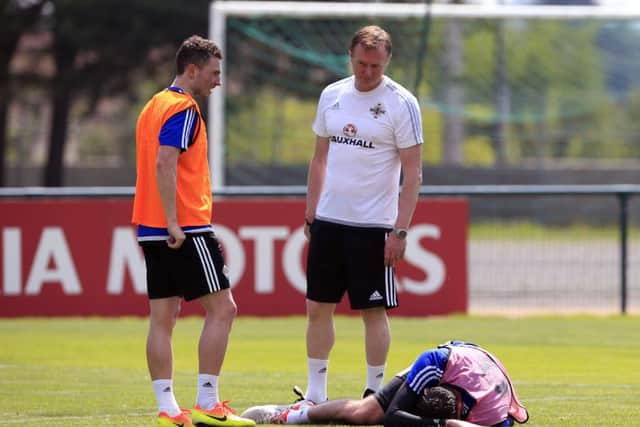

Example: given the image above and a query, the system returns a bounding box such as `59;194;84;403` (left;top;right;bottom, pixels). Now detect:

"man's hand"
384;233;406;267
166;223;186;249
303;218;313;240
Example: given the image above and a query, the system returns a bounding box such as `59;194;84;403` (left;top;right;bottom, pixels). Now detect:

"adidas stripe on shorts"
306;220;398;310
141;232;230;301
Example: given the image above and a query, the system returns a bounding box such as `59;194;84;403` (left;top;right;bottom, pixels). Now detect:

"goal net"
209;1;640;187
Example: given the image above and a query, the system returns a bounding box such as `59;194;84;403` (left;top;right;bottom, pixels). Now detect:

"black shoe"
362;388;376;398
292;385;307;402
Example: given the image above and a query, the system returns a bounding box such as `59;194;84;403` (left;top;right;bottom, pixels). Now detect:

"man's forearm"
395;176;420;229
157;168;178;226
305;158;325;221
156;147;180;227
395;144;422;229
383;410;446;427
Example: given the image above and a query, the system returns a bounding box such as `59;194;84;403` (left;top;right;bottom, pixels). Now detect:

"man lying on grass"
242;341;529;427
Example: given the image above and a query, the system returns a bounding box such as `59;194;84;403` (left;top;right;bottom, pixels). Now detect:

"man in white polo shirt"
300;24;424;403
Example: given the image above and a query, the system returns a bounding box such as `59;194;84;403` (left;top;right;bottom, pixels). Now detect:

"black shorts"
306;220;398;310
140;232;230;301
374;368;409;411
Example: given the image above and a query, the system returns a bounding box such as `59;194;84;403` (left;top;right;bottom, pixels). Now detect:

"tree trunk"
44;34;76;187
492;20;510;167
44;79;72;186
442;19;464;165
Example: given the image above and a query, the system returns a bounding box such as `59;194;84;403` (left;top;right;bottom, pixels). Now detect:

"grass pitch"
0;315;638;426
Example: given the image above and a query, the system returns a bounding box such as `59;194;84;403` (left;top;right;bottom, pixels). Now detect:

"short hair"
413;386;460;420
349;25;392;56
176;35;223;75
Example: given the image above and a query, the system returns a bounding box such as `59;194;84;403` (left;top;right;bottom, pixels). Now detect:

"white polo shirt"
312;75;423;228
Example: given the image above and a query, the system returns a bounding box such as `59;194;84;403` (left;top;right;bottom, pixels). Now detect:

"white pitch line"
515;381;639;389
524;396;622;402
2;412;153;424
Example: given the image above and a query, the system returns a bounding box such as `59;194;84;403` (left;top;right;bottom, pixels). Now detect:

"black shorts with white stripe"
141;232;230;301
373;369;410;411
306;220;398;310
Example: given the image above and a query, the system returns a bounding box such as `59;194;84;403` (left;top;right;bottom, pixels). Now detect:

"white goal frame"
208;1;640;188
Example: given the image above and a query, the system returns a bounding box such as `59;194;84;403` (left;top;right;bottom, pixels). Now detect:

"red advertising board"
0;197;467;317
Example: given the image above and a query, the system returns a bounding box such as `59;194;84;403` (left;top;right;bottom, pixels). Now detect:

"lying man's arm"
383;382;447;427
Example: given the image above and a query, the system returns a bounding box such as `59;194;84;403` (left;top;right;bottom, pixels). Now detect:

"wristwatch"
393;228;407;240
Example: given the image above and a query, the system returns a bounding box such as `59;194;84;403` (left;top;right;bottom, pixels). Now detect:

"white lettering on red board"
26;227;82;295
2;228;21;295
402;224;446;294
106;227;146;295
1;224;445;296
237;225;289;294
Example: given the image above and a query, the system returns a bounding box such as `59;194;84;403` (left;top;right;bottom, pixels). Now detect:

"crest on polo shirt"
370;102;386;118
343;123;357;137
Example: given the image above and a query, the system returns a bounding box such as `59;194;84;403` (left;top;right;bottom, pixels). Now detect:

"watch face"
396;229;407;239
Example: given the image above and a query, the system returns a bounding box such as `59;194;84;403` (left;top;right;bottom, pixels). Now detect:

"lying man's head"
414;385;462;420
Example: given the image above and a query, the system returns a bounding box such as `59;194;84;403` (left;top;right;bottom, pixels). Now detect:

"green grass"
469;221;640;240
1;315;639;426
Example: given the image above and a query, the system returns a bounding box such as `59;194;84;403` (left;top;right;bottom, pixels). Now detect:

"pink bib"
441;345;528;425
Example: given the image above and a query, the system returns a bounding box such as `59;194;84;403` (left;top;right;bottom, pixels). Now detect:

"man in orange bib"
132;35;254;427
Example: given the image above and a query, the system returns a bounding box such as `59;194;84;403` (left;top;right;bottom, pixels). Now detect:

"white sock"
305;358;329;403
366;363;386;392
152;379;181;416
196;373;219;410
285;404;312;424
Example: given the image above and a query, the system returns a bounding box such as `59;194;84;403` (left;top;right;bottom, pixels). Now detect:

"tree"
40;0;209;186
0;0;46;186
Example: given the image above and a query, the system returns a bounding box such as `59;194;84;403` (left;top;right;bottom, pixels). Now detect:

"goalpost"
209;1;640;188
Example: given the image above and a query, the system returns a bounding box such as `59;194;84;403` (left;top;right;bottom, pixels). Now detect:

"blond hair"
349;25;392;56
